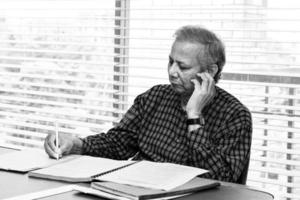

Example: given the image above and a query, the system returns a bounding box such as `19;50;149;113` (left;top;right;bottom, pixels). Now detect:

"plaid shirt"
82;84;252;182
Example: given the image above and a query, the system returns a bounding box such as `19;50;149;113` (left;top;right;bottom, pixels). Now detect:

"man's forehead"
171;41;205;60
169;42;206;67
171;41;205;53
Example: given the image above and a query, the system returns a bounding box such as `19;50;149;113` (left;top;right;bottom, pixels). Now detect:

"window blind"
0;0;126;149
122;1;300;200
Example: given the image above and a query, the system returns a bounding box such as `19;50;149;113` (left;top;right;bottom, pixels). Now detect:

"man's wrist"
71;137;84;154
186;113;205;126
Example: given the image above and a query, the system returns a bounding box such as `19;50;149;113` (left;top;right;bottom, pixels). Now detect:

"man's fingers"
190;79;201;90
197;73;208;91
44;140;56;158
44;134;58;158
48;133;57;152
204;72;214;89
201;72;215;89
203;72;216;100
59;141;71;156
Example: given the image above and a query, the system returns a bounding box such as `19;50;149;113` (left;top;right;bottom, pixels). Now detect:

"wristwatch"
187;116;205;126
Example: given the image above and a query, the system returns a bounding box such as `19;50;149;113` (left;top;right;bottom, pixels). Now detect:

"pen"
55;121;59;160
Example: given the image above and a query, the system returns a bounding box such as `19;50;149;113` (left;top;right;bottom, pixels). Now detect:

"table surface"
0;146;274;200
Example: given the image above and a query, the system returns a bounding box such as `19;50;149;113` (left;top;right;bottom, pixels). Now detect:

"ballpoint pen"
55;121;59;160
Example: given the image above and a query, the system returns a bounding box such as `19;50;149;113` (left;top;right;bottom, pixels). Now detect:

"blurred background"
0;0;299;199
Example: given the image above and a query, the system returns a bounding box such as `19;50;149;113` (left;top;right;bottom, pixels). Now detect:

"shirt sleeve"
81;94;144;160
186;109;252;182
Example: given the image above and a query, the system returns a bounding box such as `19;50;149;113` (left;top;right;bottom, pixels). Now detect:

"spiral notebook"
28;155;135;182
29;156;208;190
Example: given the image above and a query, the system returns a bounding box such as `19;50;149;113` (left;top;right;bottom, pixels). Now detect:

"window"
0;0;122;148
0;0;299;199
125;1;300;199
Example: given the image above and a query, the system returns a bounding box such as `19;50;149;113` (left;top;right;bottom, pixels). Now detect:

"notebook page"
0;149;77;172
97;161;208;190
30;156;134;180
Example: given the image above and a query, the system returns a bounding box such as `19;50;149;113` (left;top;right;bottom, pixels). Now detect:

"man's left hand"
186;72;216;118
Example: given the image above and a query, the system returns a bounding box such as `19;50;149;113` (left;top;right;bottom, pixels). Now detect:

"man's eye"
178;64;188;70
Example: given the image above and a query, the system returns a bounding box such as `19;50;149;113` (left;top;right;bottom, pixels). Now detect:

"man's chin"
171;84;192;96
171;84;188;95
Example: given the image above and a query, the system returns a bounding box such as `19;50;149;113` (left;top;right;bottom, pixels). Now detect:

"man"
44;25;252;183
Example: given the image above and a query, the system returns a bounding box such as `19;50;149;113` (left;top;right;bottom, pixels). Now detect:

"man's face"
168;41;206;96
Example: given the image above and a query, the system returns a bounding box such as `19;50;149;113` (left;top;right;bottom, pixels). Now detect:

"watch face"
187;117;205;126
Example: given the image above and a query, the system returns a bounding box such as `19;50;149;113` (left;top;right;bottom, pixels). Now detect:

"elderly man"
44;25;252;183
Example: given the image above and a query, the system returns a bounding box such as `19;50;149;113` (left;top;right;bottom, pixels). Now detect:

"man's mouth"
170;82;181;86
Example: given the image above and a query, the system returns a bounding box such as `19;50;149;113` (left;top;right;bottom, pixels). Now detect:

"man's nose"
169;62;179;77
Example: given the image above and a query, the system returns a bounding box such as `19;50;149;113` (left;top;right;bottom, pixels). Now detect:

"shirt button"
175;138;181;143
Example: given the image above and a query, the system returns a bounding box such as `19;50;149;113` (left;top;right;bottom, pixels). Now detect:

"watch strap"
186;117;205;126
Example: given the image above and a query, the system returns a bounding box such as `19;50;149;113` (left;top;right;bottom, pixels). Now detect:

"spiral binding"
91;161;140;179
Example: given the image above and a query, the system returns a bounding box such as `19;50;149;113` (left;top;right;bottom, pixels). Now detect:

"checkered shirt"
82;84;252;183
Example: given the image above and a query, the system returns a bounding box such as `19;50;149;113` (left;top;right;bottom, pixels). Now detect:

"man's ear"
207;64;218;78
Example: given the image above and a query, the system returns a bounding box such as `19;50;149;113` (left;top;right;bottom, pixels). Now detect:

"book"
0;148;78;172
29;157;209;191
91;177;220;200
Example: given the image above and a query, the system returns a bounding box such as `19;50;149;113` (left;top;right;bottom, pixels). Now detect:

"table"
0;147;274;200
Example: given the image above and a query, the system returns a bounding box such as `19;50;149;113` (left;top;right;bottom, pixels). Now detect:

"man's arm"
44;93;144;160
81;94;144;160
184;71;252;182
186;110;252;182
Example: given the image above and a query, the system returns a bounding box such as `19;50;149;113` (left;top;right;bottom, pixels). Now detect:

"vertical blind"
0;0;299;200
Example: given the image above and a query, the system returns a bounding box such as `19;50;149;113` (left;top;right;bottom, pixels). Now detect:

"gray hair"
174;25;226;83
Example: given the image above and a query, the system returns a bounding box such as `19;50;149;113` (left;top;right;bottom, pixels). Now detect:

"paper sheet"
2;185;76;200
98;161;208;190
0;148;77;172
1;185;130;200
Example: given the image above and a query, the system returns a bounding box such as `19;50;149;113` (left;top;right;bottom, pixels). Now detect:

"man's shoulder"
134;84;174;111
216;86;251;114
140;84;173;98
149;84;173;92
215;86;253;132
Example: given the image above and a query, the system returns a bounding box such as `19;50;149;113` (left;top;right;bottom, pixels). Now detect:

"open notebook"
28;156;135;182
28;156;209;191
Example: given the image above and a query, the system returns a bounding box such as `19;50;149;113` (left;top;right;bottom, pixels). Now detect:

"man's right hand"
44;132;83;159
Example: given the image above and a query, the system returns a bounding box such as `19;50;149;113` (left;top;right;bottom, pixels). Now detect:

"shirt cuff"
81;137;90;155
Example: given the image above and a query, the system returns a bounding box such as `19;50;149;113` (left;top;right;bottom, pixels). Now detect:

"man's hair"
174;25;226;83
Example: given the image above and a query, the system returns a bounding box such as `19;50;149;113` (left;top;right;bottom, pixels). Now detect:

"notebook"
29;157;208;190
0;148;78;172
91;177;220;200
29;155;135;182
